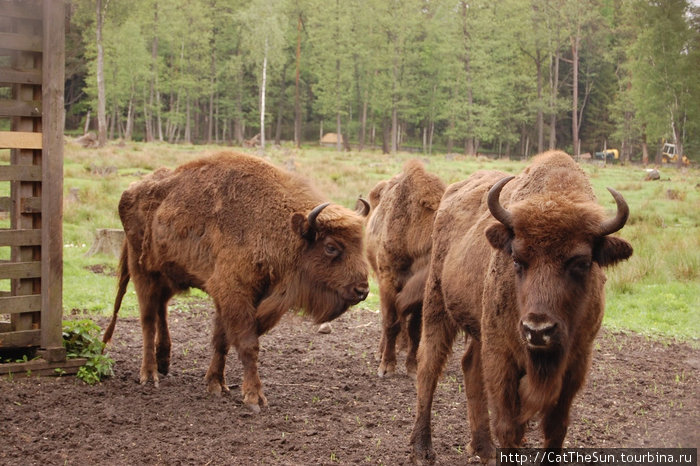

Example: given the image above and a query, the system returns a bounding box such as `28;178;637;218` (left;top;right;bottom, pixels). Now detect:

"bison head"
290;202;370;323
484;176;633;368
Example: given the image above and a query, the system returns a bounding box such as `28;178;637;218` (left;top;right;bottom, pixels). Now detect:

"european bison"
103;151;370;412
410;151;633;463
364;160;445;378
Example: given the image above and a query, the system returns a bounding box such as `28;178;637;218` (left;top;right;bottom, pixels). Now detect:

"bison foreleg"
205;312;231;396
461;336;494;461
483;352;526;448
378;287;400;377
409;293;457;465
542;365;585;449
236;331;268;413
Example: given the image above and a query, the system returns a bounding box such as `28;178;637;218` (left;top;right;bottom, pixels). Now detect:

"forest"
66;0;700;162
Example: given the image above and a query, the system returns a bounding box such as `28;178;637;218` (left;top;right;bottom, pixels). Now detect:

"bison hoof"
466;441;495;464
243;390;269;412
410;447;436;465
245;402;261;414
140;369;159;387
377;362;396;378
157;360;170;376
206;378;229;396
406;364;417;380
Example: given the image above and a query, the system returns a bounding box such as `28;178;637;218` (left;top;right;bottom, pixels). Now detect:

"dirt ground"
1;299;698;465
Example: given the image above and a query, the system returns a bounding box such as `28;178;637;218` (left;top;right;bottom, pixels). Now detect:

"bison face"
290;203;370;323
485;177;633;362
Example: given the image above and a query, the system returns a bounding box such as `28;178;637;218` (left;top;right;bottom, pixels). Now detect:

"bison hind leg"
134;273;174;387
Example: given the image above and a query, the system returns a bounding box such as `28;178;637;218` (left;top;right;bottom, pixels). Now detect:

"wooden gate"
0;0;67;371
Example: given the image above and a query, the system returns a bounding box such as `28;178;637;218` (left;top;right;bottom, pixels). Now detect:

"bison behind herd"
102;150;632;463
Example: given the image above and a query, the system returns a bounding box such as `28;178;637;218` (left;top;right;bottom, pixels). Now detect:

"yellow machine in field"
594;149;619;163
661;143;690;165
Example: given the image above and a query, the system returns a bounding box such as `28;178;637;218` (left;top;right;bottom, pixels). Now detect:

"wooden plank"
0;165;41;181
0;294;42;314
0;32;42;53
0;99;42;117
41;0;66;351
0;261;41;279
0;196;42;213
0;131;42;149
0;328;40;347
0;1;43;20
0;229;41;246
0;358;86;377
21;196;41;213
0;68;42;85
9;29;40;337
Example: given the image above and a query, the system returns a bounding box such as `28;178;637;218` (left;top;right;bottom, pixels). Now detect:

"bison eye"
324;244;340;258
513;259;526;276
567;256;592;278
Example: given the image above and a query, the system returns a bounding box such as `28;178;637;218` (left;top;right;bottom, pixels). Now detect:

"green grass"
61;141;700;343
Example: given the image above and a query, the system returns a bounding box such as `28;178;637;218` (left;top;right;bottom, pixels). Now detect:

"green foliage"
62;319;115;385
66;0;700;159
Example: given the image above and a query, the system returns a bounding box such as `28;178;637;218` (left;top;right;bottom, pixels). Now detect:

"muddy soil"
1;300;698;465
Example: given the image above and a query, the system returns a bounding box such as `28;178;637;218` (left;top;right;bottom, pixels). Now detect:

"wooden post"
40;0;65;361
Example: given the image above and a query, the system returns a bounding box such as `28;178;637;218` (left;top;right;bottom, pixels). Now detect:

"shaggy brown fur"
409;151;633;463
364;160;445;378
103;151;369;412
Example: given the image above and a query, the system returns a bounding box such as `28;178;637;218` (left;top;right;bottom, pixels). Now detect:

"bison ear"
291;212;314;241
594;236;633;267
485;223;513;253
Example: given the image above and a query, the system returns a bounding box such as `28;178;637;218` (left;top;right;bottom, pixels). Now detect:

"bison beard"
102;151;369;413
410;151;633;465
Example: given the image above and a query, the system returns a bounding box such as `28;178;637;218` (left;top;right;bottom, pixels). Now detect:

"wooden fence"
0;0;66;368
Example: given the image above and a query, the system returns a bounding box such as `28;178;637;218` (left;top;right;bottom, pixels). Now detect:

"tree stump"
85;228;125;258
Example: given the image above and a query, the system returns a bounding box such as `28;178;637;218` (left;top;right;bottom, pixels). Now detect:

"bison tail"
102;240;130;347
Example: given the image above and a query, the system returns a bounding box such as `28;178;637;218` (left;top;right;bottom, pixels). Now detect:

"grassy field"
55;140;699;343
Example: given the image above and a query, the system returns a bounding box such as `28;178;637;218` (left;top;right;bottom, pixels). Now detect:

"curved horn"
307;202;331;231
599;188;629;236
487;176;515;229
355;197;370;217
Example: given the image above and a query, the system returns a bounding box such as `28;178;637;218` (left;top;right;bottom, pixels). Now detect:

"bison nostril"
354;285;370;300
521;320;557;347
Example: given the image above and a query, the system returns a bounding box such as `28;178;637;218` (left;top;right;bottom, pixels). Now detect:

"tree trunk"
96;0;107;147
571;28;580;156
83;110;91;134
549;51;560;150
125;96;134;141
260;38;268;152
294;14;302;148
336;112;342;152
359;97;367;151
208;49;215;144
641;125;649;165
428;120;434;155
184;96;191;144
391;106;398;153
446;117;454;154
536;50;544;154
275;64;288;146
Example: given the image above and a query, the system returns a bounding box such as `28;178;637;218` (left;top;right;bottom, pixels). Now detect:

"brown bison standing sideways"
410;151;633;463
103;151;370;412
365;160;445;378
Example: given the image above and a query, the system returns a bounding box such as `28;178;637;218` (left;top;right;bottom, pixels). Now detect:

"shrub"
62;319;114;385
